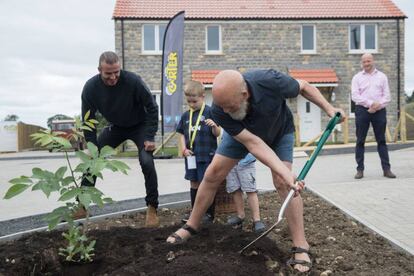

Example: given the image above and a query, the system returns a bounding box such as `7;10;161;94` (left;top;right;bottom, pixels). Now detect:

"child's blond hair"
184;80;205;97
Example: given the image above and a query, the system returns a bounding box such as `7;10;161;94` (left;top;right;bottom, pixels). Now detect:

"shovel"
239;112;342;254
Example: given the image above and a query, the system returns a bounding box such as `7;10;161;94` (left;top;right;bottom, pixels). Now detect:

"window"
349;24;377;53
301;25;316;53
142;24;166;54
206;25;222;54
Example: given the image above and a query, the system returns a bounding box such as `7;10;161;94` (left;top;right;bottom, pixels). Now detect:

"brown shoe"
354;170;364;179
145;205;160;228
383;170;396;178
72;206;87;220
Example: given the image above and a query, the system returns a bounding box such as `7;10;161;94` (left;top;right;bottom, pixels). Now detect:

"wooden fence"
17;122;45;151
294;106;414;147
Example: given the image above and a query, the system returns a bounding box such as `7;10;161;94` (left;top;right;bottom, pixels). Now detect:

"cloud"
0;0;115;127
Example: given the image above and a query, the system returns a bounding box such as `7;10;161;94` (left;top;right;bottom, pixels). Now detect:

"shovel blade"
238;218;283;254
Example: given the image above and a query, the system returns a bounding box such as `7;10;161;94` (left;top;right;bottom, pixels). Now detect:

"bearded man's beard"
229;100;248;121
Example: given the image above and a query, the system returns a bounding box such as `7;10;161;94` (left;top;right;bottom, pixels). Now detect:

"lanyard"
188;102;205;150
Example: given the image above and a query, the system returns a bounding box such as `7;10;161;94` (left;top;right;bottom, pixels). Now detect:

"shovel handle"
238;113;341;254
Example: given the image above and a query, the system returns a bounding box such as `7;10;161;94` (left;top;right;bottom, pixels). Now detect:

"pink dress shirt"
351;68;391;109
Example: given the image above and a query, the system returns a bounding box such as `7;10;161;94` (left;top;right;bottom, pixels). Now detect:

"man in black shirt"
167;69;345;272
81;51;160;227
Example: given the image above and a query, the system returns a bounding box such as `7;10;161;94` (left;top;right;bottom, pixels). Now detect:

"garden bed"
1;191;413;275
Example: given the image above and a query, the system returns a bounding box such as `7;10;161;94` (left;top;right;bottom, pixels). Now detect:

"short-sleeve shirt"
176;104;217;162
212;69;299;147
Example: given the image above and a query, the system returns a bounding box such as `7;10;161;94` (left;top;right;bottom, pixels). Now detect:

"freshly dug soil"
1;191;413;275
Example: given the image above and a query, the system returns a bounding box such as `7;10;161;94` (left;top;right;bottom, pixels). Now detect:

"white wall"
0;121;17;152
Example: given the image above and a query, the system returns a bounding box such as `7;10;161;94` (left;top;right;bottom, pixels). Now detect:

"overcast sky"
0;0;413;127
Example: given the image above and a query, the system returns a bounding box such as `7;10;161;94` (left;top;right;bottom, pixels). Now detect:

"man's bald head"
212;70;249;120
361;53;375;73
212;70;245;101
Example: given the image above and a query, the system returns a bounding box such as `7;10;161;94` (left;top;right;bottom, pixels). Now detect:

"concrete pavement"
1;145;413;255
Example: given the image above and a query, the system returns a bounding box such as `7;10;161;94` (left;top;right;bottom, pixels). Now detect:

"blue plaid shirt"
176;104;217;162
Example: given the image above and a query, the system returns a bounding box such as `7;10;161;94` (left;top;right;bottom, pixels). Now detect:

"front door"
297;95;321;142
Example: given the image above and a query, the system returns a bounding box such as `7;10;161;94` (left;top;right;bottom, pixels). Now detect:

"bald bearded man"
167;69;345;273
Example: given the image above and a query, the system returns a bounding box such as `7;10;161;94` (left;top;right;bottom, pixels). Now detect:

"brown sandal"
167;224;198;245
286;246;312;272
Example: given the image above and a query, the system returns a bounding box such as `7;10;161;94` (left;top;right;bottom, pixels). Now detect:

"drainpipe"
121;19;125;70
397;19;401;120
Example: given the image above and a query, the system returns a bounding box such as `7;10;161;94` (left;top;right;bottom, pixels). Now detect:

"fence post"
342;117;349;144
400;107;407;142
294;114;301;147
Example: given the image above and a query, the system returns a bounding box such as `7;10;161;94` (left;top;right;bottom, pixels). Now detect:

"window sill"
348;50;378;55
204;52;224;56
300;52;318;55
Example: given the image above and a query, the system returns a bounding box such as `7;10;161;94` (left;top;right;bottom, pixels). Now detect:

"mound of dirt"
1;191;413;275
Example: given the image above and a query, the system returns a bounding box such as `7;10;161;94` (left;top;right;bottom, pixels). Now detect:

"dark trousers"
81;124;159;208
355;105;390;171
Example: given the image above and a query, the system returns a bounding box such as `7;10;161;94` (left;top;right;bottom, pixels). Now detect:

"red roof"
113;0;406;19
289;69;338;84
192;70;221;84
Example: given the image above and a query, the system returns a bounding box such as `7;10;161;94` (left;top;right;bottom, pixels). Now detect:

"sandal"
167;224;198;245
286;246;312;272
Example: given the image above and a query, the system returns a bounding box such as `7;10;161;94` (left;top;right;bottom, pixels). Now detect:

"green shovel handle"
297;112;342;181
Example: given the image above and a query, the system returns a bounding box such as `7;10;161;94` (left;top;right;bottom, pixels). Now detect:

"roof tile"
113;0;406;19
289;68;338;83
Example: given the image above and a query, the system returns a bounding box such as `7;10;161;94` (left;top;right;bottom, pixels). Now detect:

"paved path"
1;146;413;255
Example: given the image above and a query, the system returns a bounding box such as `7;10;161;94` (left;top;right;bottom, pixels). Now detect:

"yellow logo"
165;52;178;95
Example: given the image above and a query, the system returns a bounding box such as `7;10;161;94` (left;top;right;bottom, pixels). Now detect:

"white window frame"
142;24;166;55
301;25;316;54
348;24;378;54
205;25;222;54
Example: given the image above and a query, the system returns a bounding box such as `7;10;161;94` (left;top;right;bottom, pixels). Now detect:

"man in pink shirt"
351;53;396;179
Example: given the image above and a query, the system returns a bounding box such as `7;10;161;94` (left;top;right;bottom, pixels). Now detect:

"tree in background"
47;114;73;129
4;114;19;121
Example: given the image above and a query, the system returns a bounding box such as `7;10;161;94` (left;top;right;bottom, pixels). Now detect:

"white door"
297;95;321;142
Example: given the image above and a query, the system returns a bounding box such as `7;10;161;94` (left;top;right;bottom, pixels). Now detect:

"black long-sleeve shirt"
81;70;159;145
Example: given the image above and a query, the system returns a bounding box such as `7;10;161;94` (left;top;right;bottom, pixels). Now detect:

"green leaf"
78;193;92;209
53;137;72;149
75;150;91;163
99;146;116;158
9;176;32;185
87;142;99;158
84;110;91;121
89;119;99;124
90;193;103;208
58;188;80;201
55;166;67;179
107;160;130;174
39;135;53;147
85;121;95;129
80;125;92;132
103;197;114;204
61;176;74;186
4;184;31;199
32;168;46;179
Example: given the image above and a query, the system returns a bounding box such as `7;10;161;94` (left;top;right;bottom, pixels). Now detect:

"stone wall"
115;19;405;144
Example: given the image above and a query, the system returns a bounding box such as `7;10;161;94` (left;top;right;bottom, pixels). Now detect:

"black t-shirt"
81;70;159;145
211;69;299;146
